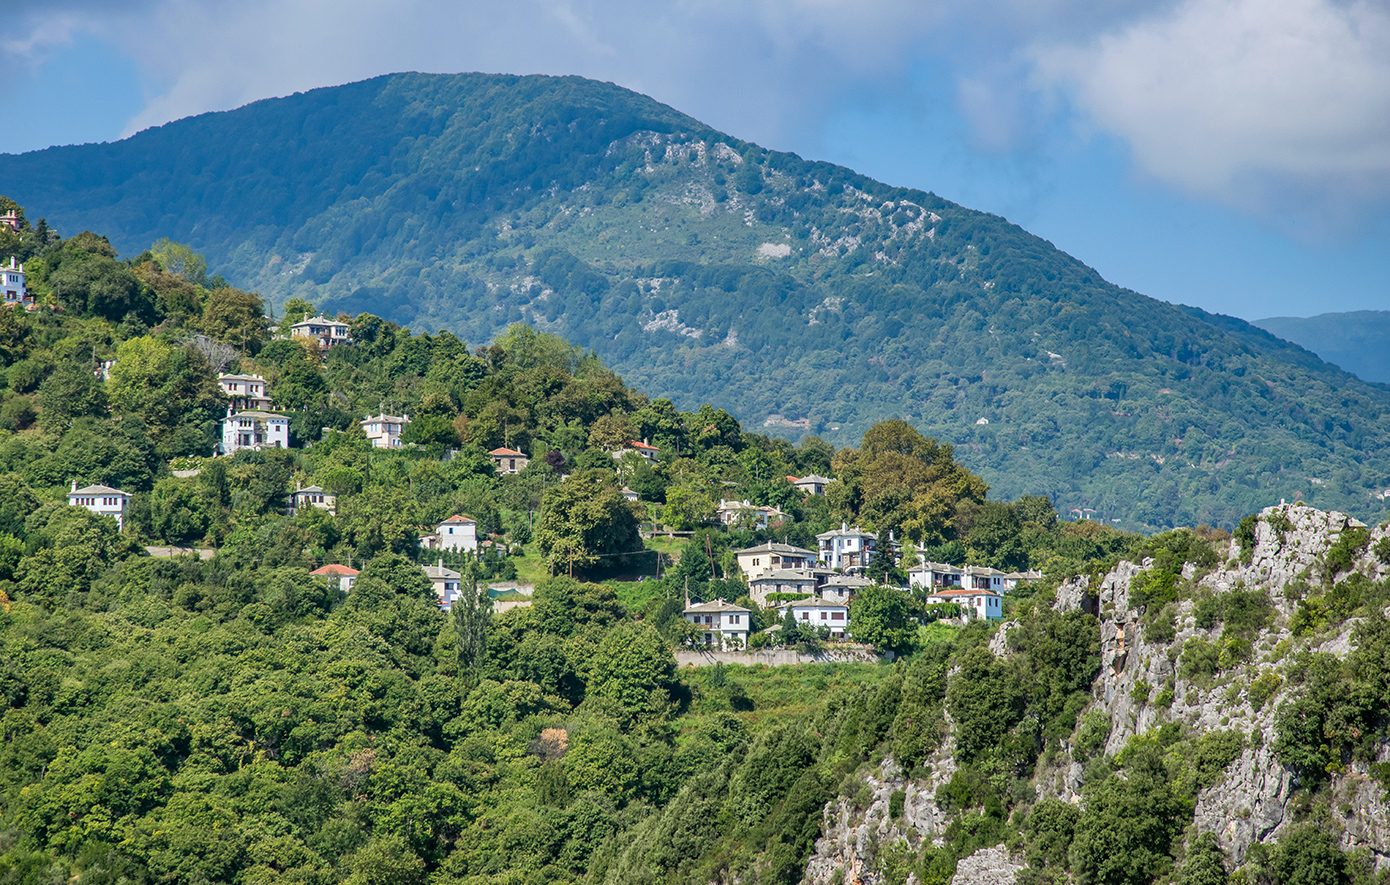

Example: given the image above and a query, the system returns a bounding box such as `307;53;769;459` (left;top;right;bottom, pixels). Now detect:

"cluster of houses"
681;523;1041;649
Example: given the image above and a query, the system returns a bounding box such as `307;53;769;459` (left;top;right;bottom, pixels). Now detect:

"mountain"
1253;310;1390;385
4;71;1390;529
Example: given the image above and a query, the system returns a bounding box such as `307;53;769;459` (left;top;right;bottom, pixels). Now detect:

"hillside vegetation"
1253;310;1390;386
4;73;1390;528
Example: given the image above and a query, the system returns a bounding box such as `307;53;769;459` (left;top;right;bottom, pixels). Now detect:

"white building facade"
218;373;273;411
221;410;290;455
925;587;1004;620
817;524;878;572
775;598;851;638
362;413;409;448
68;481;130;530
419;515;479;553
288;316;352;349
683;599;750;649
2;257;31;308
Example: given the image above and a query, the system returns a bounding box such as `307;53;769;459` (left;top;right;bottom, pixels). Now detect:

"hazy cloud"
1034;0;1390;225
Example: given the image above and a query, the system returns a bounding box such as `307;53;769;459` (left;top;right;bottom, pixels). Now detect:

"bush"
1324;526;1370;576
1179;637;1221;686
1129;568;1180;608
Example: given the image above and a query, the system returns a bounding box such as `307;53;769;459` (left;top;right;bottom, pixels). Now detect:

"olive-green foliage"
1274;611;1390;783
947;646;1026;763
1074;709;1113;760
1129;568;1180;609
1324;526;1371;576
1176;832;1228;885
1024;798;1080;873
1267;824;1350;885
1069;742;1193;885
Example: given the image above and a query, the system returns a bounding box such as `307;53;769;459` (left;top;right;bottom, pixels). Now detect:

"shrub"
1179;637;1221;686
1130;568;1179;609
1324;526;1370;576
1248;671;1283;712
1073;709;1112;760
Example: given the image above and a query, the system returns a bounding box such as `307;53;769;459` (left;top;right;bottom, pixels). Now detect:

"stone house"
287;315;352;349
422;561;462;610
489;447;529;474
735;541;817;579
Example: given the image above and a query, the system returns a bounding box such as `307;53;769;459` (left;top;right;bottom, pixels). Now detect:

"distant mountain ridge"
1252;311;1390;385
3;71;1389;528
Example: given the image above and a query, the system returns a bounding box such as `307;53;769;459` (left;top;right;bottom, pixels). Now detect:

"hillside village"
4;197;1389;885
0;197;1125;659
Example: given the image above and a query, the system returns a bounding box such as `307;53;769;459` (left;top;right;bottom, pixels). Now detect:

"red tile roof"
441;514;476;524
490;447;525;456
311;564;360;576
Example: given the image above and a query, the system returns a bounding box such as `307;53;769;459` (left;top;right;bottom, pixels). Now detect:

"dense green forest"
1;205;1386;885
4;73;1390;529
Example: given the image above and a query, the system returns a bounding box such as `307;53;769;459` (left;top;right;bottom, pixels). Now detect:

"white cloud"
1033;0;1390;223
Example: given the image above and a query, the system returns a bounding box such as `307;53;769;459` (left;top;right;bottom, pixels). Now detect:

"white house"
774;597;851;639
735;541;817;579
2;257;32;308
422;561;462;610
419;514;479;553
791;474;832;496
221;410;290;455
310;563;359;592
817;524;878;572
925;587;1003;620
489;447;529;474
716;499;786;530
683;599;750;649
907;562;964;592
288;315;352;349
218;373;273;411
962;565;1010;593
361;413;409;449
611;439;659;464
1001;570;1044;589
287;483;336;517
68;481;130;530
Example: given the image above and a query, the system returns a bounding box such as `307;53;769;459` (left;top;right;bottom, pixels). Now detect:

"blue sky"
2;0;1388;322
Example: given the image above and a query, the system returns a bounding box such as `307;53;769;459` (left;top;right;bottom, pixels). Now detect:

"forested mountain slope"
1254;311;1390;386
3;72;1389;528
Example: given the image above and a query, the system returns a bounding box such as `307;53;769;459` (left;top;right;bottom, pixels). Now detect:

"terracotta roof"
490;447;526;456
625;440;658;450
311;564;359;576
441;514;476;524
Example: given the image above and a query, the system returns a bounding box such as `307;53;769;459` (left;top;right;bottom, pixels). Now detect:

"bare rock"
949;846;1022;885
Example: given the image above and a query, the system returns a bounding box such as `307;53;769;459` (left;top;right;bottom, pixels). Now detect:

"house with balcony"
2;257;33;309
683;599;750;649
68;481;130;530
907;562;964;592
817;523;878;572
735;541;817;579
221;410;290;455
218;373;273;411
287;315;352;349
361;413;409;449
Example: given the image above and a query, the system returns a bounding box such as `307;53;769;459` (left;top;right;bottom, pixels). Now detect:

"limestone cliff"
801;503;1390;884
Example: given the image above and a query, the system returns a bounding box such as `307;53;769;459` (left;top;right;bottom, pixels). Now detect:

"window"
832;612;845;620
801;613;809;620
730;615;740;624
820;612;827;620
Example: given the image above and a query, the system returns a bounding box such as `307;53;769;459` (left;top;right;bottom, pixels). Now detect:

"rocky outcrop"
1058;503;1390;868
800;504;1390;883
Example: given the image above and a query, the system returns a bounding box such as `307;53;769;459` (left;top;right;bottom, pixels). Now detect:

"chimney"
437;558;443;569
71;479;77;493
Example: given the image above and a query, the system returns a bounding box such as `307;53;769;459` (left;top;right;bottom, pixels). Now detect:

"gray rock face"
949;846;1023;885
799;504;1390;883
